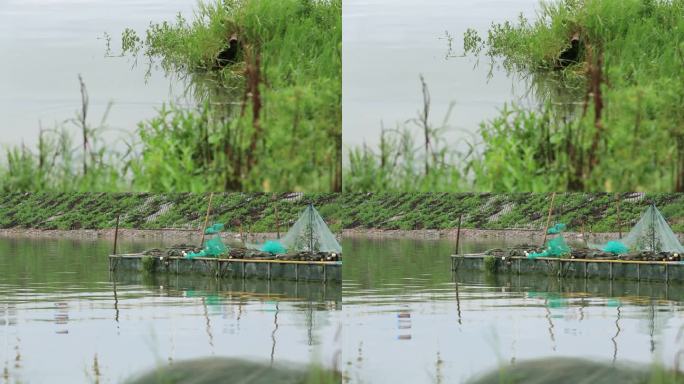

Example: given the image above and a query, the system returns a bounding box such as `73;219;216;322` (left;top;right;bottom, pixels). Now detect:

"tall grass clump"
464;0;684;192
345;0;684;192
344;76;466;192
119;0;342;192
0;76;130;192
0;0;341;192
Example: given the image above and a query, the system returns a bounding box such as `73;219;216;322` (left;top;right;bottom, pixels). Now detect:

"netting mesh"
279;204;342;254
527;222;571;258
185;223;229;259
260;240;287;255
620;204;684;253
528;236;571;258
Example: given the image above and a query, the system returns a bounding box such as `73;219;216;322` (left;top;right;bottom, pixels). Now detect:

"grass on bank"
344;0;684;192
0;192;683;233
1;0;341;192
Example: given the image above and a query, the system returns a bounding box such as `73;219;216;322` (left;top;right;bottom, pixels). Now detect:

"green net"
621;204;684;253
186;223;229;259
280;204;342;253
602;240;629;255
249;204;342;254
592;204;684;254
547;223;567;235
528;223;570;258
260;240;287;255
528;237;571;259
204;223;224;235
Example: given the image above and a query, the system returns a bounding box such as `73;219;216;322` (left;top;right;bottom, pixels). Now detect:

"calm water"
0;0;196;148
342;0;539;156
0;237;341;383
342;237;684;383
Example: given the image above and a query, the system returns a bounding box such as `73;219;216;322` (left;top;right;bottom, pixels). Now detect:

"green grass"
463;0;684;192
1;0;341;192
345;0;684;192
1;193;683;233
344;76;465;192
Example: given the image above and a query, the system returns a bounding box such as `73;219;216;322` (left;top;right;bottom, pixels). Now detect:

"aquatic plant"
118;0;342;192
1;0;341;192
483;255;498;273
466;357;684;384
0;77;130;192
124;357;340;384
344;76;465;192
463;0;684;192
346;0;684;192
141;255;156;274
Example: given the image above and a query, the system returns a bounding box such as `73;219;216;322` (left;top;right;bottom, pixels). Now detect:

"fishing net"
186;223;229;259
547;223;567;235
528;223;570;258
590;205;684;254
601;240;629;255
249;204;342;254
243;204;342;255
279;204;342;254
619;205;684;253
528;236;571;259
260;240;287;255
204;223;224;235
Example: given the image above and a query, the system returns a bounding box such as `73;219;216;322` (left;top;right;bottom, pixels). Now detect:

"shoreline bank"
0;228;278;243
3;227;680;244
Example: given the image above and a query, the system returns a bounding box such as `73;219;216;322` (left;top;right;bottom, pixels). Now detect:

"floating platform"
451;254;684;283
109;254;341;283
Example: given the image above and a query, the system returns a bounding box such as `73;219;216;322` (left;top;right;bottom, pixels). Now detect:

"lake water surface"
342;237;684;383
0;237;341;383
0;0;196;149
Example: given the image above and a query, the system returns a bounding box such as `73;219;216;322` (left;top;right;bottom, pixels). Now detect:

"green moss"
483;255;498;274
141;256;156;274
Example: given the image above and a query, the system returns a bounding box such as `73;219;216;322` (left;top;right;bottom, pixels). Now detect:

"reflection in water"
271;301;279;365
0;237;340;383
343;237;684;383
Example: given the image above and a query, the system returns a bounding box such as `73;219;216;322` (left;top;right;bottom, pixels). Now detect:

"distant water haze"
343;0;540;159
0;0;197;149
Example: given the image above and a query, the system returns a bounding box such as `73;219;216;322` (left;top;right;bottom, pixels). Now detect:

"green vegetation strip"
1;192;683;233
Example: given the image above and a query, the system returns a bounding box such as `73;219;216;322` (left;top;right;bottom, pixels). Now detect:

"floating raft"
109;254;341;283
451;254;684;283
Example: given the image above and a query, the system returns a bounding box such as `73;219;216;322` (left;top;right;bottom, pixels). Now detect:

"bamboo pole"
308;203;314;253
616;193;622;238
112;215;120;255
200;193;214;247
274;195;280;239
455;214;463;255
542;192;557;246
240;223;245;247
